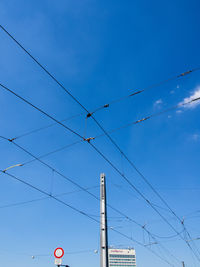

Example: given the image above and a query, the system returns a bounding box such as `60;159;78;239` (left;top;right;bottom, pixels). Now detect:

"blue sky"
0;0;200;266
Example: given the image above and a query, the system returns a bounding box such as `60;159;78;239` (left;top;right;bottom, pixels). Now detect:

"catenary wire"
0;83;84;140
23;140;82;165
88;103;200;261
0;81;198;262
0;134;187;245
0;136;181;264
0;135;100;202
0;24;199;260
0;136;179;235
0;191;179;242
151;230;185;239
0;25;199;142
1;68;195;260
2;94;199;170
0;249;99;257
0;24;198;227
88;142;200;261
1;24;199;260
0;170;177;267
12;112;85;140
0;23;199;120
0;186;99;209
4;69;200;142
92;97;200;138
84;68;200;117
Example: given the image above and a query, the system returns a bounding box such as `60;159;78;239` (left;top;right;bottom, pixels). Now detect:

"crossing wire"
93;96;200;138
0;136;181;265
0;25;198;232
5;96;198;168
0;25;199;260
5;70;200;142
0;186;99;209
0;26;199;141
1;22;199;119
0;84;83;140
82;68;200;118
0;170;178;267
0;81;199;262
12;113;84;140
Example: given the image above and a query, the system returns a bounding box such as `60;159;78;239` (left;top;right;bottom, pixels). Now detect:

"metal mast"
100;173;109;267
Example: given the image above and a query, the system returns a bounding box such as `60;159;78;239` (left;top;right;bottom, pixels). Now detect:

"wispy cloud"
154;99;163;107
178;86;200;109
191;134;200;141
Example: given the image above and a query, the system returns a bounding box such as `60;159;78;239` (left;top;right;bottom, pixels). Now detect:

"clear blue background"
0;0;200;266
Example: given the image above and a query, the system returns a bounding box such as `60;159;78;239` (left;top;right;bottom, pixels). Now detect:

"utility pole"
100;173;109;267
182;261;185;267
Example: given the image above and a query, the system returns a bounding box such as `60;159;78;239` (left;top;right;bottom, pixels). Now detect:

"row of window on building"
108;248;136;267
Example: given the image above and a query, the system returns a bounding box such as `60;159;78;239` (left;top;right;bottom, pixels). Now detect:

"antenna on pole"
100;173;109;267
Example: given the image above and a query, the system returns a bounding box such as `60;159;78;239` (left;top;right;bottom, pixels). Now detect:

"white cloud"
154;99;163;106
179;87;200;109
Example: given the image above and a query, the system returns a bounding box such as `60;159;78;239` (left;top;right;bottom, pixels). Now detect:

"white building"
108;248;136;267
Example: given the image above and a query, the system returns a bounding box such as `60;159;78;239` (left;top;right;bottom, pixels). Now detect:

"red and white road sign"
54;247;64;259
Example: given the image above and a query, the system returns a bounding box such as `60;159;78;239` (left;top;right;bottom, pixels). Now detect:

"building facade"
108;248;136;267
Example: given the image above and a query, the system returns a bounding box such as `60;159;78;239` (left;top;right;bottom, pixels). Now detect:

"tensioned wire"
0;170;179;267
0;81;199;261
7;68;200;141
2;95;198;167
0;135;181;264
0;24;199;261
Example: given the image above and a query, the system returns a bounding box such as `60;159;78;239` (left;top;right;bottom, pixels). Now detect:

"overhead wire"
0;83;84;140
0;20;199;142
88;104;200;261
1;94;199;171
0;26;199;223
0;248;98;258
0;81;198;261
0;72;195;254
88;141;200;261
94;97;200;138
0;170;177;267
0;134;184;246
85;68;200;117
0;185;99;209
0;135;100;202
0;25;199;261
12;112;84;140
0;135;181;265
0;21;199;121
0;170;99;221
3;68;200;142
108;181;172;214
23;140;81;165
151;230;185;240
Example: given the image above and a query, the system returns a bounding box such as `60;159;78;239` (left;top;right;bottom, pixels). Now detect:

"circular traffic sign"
54;247;64;259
